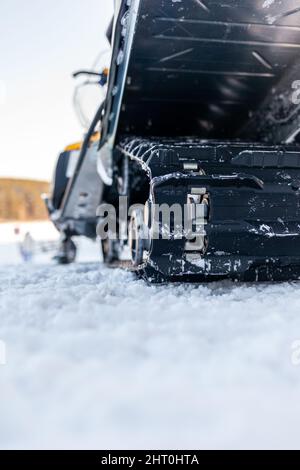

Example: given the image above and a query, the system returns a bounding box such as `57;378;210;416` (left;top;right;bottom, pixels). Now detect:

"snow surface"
0;222;100;265
1;223;300;449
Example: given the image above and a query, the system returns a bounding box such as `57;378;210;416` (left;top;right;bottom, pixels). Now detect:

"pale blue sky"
0;0;114;180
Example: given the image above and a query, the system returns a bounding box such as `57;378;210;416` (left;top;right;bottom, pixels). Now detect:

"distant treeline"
0;179;50;222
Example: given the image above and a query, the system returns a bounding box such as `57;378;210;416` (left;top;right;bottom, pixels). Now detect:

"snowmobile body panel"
50;150;73;212
47;142;103;240
61;142;103;223
100;0;300;155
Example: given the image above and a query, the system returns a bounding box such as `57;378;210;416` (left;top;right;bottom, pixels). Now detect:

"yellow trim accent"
64;142;82;152
90;131;101;143
64;132;100;152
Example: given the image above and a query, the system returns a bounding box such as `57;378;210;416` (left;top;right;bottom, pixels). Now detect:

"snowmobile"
47;0;300;282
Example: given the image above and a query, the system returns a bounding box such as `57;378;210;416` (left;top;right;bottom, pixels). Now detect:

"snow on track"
1;259;300;449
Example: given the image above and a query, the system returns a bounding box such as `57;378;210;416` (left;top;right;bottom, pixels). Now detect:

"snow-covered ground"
0;222;100;265
1;223;300;449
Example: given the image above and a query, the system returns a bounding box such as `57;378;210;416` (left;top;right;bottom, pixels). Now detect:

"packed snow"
1;222;300;449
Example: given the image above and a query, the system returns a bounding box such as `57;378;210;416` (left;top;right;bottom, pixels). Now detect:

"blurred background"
0;0;113;262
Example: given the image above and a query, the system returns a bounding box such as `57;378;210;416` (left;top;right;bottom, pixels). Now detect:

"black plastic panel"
114;0;300;139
